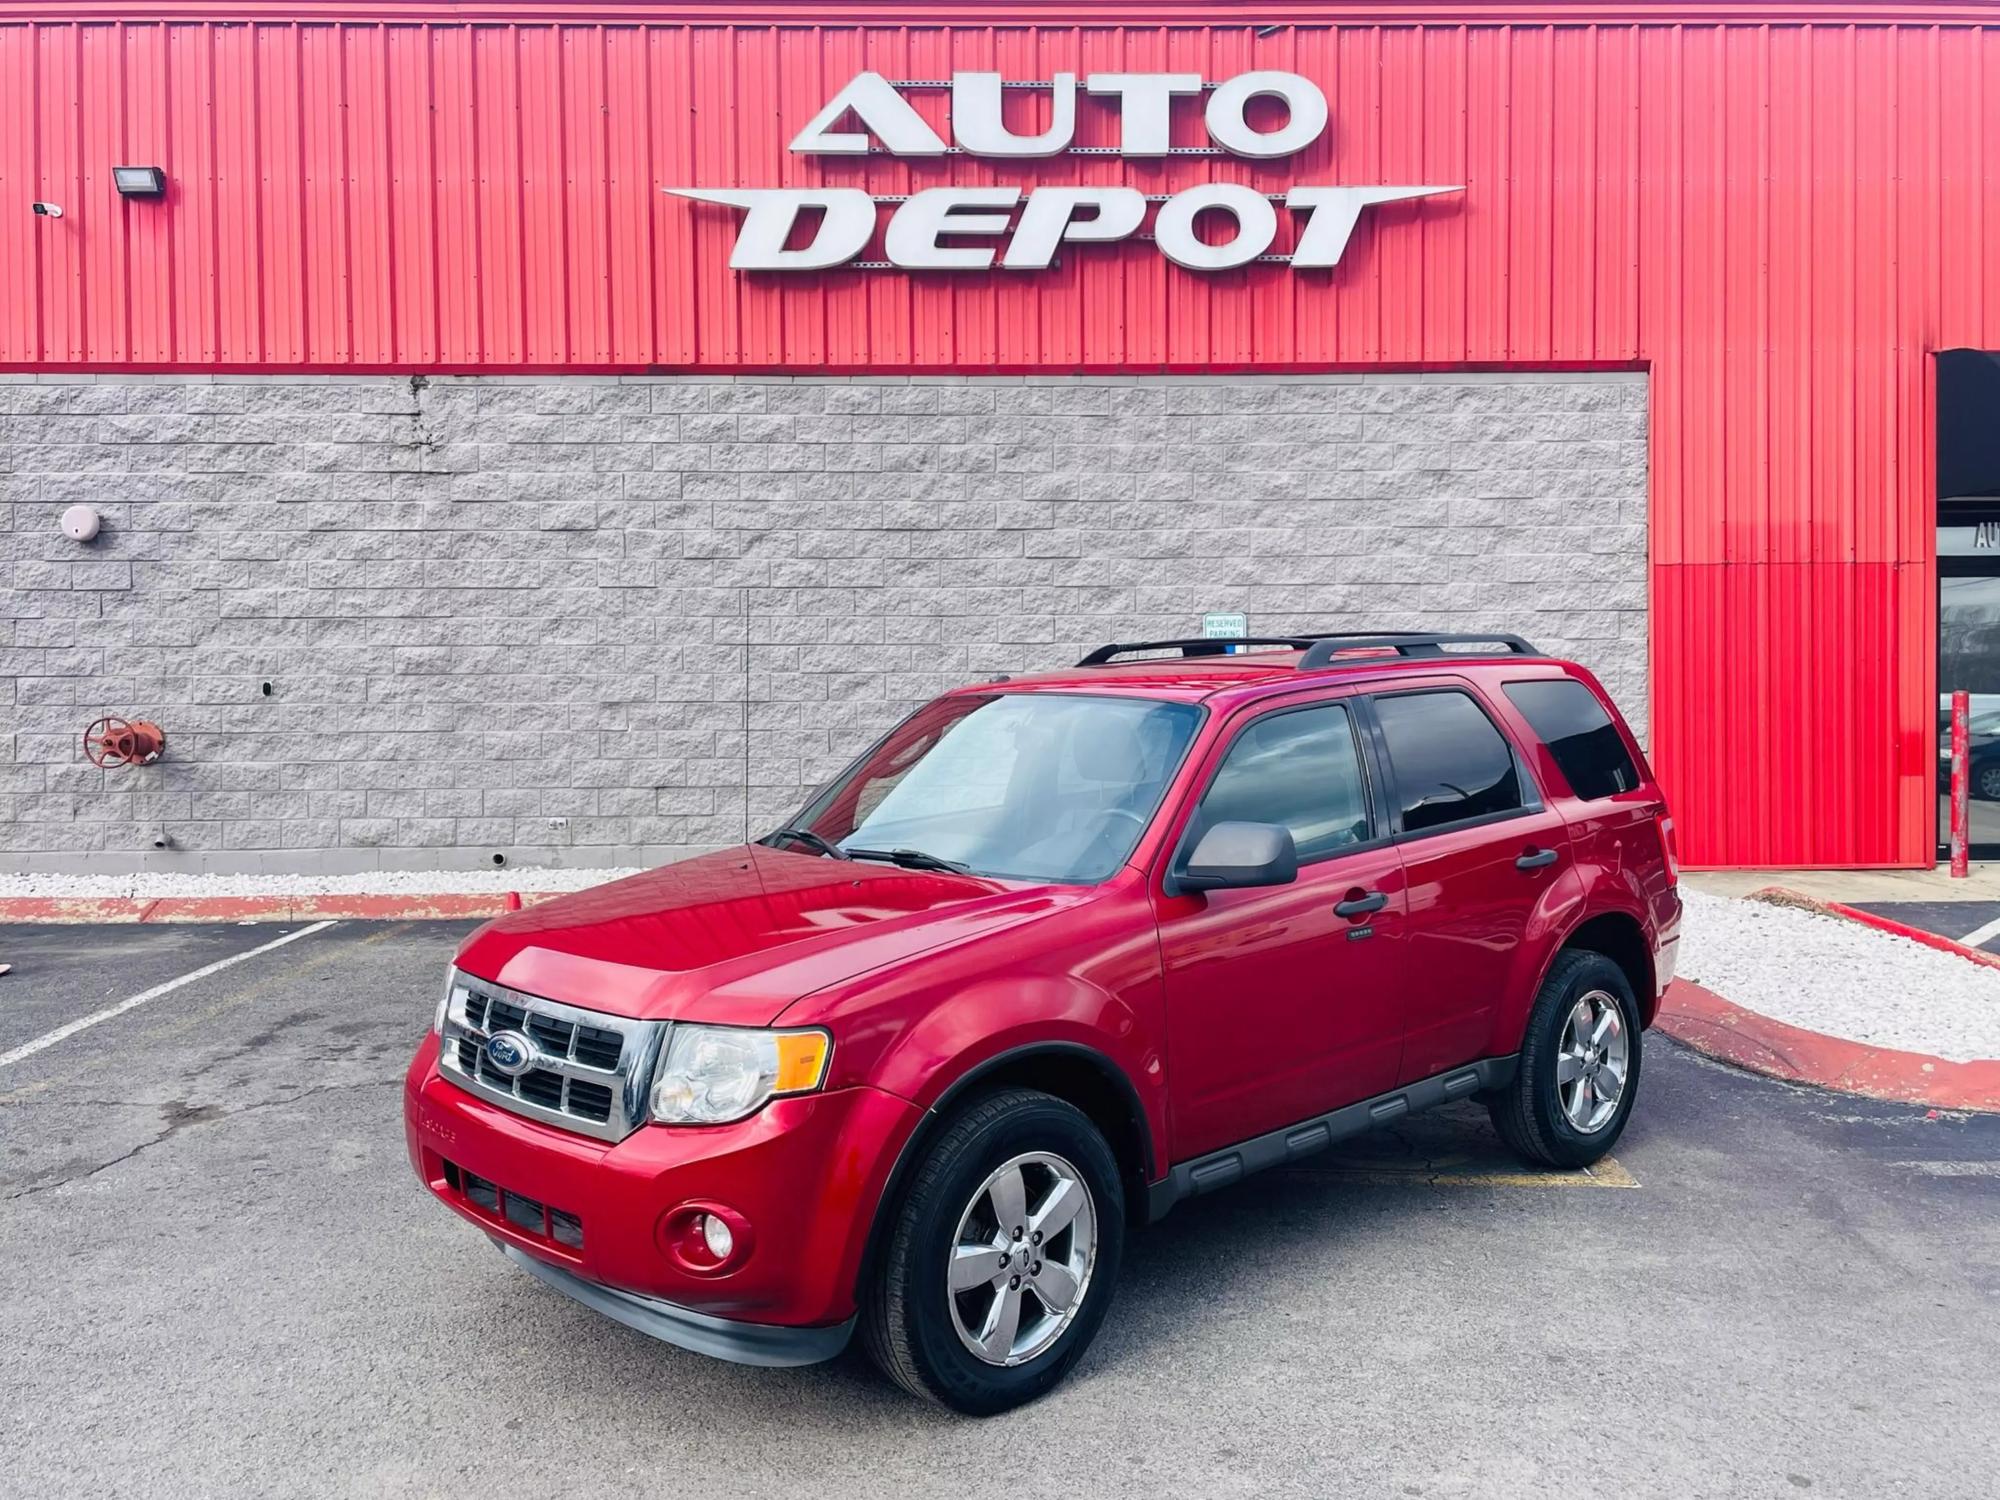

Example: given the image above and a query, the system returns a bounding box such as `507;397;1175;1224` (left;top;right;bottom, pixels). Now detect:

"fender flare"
1535;903;1658;1019
848;1040;1157;1305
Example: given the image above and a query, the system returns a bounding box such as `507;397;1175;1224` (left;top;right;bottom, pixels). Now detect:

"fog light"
701;1213;734;1260
661;1202;753;1274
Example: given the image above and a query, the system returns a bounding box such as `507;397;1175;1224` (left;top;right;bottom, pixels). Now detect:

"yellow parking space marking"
1279;1154;1638;1189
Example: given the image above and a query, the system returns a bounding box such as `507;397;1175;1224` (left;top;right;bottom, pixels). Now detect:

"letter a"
790;72;948;156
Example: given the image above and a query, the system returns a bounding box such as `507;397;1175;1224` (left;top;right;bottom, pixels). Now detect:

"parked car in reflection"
1938;699;2000;801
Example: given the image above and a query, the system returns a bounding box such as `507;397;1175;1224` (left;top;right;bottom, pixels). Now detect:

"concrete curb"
1657;979;2000;1114
1748;884;2000;971
0;892;558;924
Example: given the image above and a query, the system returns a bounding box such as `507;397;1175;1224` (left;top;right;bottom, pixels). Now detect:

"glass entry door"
1938;521;2000;856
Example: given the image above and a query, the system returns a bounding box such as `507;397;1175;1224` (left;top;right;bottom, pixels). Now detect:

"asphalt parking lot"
3;921;1997;1499
1851;899;2000;953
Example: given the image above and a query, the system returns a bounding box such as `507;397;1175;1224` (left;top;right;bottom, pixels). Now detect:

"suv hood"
453;845;1086;1026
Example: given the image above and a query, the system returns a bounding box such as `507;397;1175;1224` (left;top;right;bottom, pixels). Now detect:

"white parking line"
0;921;337;1070
1894;1160;2000;1177
1956;912;2000;949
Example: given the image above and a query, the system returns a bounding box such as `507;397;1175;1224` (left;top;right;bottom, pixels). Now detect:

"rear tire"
862;1088;1124;1415
1489;950;1642;1170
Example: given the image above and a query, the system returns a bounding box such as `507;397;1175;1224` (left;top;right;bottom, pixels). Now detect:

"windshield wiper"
769;825;850;860
845;846;973;875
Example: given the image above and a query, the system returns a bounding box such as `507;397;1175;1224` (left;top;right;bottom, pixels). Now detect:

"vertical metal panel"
604;25;654;367
1331;26;1379;364
6;11;2000;869
563;25;612;364
473;23;524;363
125;23;174;362
1505;25;1551;360
732;24;779;367
78;22;123;361
385;23;438;365
166;23;216;362
0;28;32;363
345;23;394;363
648;23;694;365
1463;25;1508;361
256;23;304;363
299;23;346;363
214;25;262;366
431;24;479;363
36;24;84;360
517;25;567;363
1418;25;1467;362
1547;25;1594;361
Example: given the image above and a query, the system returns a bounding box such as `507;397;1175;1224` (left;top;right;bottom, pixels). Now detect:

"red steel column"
1951;690;1970;878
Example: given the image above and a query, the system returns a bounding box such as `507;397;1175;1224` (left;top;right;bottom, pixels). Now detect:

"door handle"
1334;890;1389;919
1515;847;1560;870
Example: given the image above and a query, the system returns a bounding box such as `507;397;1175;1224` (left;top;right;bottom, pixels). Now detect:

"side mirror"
1170;821;1299;894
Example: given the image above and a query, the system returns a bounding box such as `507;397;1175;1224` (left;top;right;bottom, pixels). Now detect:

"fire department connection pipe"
82;717;167;769
1950;690;1970;879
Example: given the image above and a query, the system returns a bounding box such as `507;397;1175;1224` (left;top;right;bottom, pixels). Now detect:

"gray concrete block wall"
0;372;1648;874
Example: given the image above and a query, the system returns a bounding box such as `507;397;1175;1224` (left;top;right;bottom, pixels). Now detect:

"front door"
1153;696;1409;1161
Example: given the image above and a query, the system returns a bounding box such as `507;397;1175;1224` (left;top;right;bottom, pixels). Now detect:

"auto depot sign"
668;71;1460;273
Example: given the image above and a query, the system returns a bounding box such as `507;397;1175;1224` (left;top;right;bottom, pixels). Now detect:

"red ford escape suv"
405;632;1680;1414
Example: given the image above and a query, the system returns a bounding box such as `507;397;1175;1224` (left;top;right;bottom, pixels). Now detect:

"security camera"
31;202;63;219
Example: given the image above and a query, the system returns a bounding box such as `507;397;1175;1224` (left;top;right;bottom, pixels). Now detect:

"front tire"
1489;950;1642;1170
862;1088;1124;1414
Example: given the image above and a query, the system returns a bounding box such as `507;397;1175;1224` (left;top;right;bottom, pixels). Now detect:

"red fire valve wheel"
82;716;167;769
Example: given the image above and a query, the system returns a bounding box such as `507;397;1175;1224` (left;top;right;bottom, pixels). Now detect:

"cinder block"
0;372;1649;865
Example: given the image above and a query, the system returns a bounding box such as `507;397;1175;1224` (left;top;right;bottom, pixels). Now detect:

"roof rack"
1294;632;1542;669
1075;636;1320;666
1074;632;1543;670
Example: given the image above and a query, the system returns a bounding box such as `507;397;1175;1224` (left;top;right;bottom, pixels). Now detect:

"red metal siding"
3;7;1999;868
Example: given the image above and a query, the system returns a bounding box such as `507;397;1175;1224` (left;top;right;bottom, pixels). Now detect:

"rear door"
1359;684;1572;1084
1497;673;1666;885
1153;692;1410;1160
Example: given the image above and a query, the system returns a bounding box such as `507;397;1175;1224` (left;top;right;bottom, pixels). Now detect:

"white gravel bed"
1677;888;2000;1063
0;867;645;899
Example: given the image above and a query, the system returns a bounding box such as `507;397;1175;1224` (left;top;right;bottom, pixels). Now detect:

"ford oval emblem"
483;1029;537;1078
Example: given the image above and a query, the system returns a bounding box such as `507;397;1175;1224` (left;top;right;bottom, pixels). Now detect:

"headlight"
435;966;472;1034
649;1025;831;1125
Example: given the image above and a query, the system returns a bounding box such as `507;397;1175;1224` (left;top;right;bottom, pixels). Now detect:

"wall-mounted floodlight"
112;166;166;197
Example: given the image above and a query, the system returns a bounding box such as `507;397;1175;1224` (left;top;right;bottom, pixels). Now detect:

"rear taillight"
1655;813;1679;884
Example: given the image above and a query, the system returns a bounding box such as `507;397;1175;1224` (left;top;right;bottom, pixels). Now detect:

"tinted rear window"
1373;691;1525;834
1503;679;1641;800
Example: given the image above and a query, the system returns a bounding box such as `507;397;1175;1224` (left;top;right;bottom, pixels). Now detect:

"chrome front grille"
437;969;667;1142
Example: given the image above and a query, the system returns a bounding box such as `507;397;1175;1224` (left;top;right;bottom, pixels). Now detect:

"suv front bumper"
403;1033;921;1359
495;1243;856;1366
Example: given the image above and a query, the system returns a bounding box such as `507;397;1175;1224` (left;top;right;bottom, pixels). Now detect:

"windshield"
786;693;1203;884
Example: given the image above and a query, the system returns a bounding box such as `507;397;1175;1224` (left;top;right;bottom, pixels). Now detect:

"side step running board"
1146;1055;1519;1222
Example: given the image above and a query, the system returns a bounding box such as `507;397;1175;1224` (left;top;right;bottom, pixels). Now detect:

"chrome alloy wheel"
1557;989;1629;1133
947;1151;1098;1367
